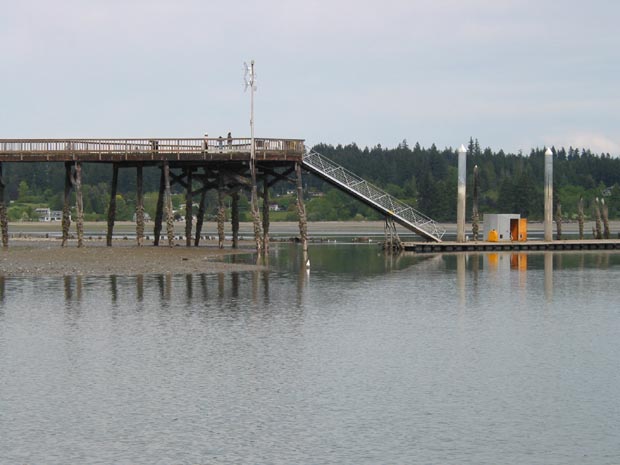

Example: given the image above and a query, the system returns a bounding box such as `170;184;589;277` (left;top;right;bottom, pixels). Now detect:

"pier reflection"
56;267;307;316
17;247;620;317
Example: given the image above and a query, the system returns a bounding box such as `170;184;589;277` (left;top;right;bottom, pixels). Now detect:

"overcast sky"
1;0;619;154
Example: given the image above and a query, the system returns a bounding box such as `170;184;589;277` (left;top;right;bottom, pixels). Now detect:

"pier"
0;137;307;252
0;138;447;250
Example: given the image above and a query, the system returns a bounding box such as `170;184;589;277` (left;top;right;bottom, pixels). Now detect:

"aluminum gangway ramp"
302;150;445;242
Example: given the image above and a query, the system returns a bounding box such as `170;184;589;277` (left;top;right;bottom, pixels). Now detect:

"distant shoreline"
4;219;619;238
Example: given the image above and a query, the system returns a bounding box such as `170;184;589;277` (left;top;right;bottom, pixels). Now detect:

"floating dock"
403;239;620;253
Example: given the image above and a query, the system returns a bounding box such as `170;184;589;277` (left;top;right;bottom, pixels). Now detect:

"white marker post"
457;144;467;243
544;147;553;242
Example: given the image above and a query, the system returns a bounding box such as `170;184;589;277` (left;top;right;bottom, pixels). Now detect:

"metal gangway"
302;149;445;242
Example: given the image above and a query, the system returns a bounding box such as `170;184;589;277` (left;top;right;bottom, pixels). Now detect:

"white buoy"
305;258;310;269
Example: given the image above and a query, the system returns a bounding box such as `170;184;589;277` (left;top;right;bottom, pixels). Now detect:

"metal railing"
0;138;305;156
302;149;445;242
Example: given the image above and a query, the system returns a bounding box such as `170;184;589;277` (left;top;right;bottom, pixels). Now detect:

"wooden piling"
61;162;72;247
217;173;225;249
578;196;584;240
231;191;239;248
250;161;263;256
555;202;562;240
0;163;8;248
106;163;119;247
136;164;145;247
163;161;174;247
602;198;610;239
295;162;308;253
74;162;84;248
153;166;165;246
262;177;270;253
185;168;193;247
594;198;602;239
194;186;206;247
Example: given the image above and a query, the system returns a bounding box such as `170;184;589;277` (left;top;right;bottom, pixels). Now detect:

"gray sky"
1;0;619;154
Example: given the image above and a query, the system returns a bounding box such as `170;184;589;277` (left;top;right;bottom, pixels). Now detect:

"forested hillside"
4;138;620;222
309;139;620;222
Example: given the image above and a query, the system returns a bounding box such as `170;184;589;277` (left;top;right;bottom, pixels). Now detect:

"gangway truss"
302;149;445;242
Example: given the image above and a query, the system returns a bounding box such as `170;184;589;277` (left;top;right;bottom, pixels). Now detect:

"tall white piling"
544;147;553;242
457;144;467;243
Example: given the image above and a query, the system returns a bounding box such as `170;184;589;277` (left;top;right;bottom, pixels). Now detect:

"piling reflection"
63;275;83;304
110;275;118;305
137;274;144;302
544;252;553;302
456;253;466;307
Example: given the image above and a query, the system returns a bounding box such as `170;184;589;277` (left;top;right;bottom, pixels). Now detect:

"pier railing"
0;138;305;159
302;149;445;242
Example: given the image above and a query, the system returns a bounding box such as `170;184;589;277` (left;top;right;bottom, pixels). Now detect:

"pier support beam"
136;164;145;247
61;162;72;247
262;177;270;253
544;147;553;242
163;161;174;247
0;163;8;248
456;144;466;243
217;173;225;249
231;191;239;248
107;164;119;247
185;168;193;247
74;162;84;248
194;187;207;247
153;166;165;246
295;162;308;254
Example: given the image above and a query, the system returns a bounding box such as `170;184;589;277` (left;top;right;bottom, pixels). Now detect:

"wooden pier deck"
403;239;620;253
0;138;304;163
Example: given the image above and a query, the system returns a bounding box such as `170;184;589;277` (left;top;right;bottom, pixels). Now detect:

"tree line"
4;138;620;223
309;139;620;222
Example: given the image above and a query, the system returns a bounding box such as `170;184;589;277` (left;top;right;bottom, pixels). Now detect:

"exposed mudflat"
0;239;261;277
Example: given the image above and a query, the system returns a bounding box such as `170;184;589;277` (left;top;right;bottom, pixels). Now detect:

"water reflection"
3;247;620;465
436;250;620;307
7;247;620;314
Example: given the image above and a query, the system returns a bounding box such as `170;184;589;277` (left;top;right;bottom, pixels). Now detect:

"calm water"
1;245;619;465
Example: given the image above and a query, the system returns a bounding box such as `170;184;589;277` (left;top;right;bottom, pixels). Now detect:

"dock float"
403;239;620;253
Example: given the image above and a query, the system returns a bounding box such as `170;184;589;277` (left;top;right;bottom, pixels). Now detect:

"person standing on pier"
203;133;209;152
218;136;223;152
227;132;232;151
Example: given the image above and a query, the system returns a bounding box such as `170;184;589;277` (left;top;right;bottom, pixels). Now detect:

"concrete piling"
544;147;553;242
456;144;467;243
